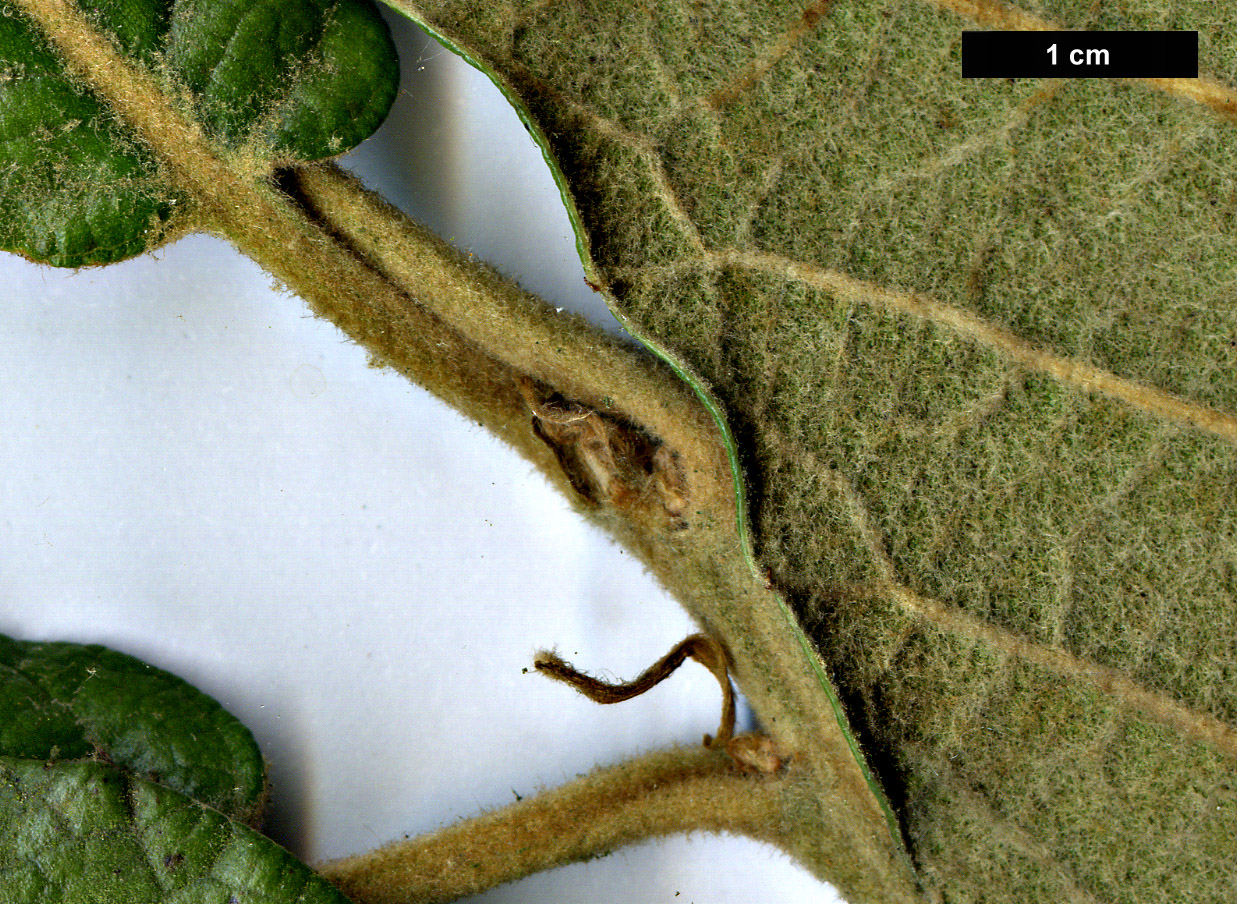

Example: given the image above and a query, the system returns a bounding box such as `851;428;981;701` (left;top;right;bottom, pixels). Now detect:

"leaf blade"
0;634;266;824
384;2;1237;900
0;0;399;266
0;757;354;904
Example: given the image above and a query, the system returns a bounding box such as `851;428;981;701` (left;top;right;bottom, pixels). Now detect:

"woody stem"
317;746;787;904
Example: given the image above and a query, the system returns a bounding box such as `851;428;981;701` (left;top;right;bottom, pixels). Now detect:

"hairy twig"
317;746;786;904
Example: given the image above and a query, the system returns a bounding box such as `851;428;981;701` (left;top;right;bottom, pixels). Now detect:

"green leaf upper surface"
0;0;398;267
0;634;266;824
395;2;1237;902
0;757;353;904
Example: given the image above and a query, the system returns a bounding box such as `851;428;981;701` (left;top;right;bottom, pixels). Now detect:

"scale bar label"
962;31;1198;78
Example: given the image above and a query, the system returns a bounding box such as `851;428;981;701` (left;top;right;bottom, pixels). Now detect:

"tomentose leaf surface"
385;1;1237;900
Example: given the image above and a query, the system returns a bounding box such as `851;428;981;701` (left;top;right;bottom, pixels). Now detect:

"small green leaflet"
0;0;399;266
1;757;355;904
0;635;356;903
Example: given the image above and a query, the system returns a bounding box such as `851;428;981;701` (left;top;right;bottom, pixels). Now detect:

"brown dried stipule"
534;634;736;748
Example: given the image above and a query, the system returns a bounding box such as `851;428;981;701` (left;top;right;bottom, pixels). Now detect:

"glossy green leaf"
0;634;266;824
0;757;353;904
384;3;1237;901
0;0;399;267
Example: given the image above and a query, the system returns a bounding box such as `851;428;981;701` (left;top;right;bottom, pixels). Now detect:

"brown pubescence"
534;633;736;749
516;376;690;527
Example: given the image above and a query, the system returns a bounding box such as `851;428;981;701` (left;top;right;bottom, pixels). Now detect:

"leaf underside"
0;0;398;267
394;1;1237;901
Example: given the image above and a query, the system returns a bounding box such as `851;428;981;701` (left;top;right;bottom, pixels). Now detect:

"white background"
0;11;842;903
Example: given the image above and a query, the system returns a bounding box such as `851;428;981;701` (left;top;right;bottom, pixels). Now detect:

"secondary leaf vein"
704;0;836;111
718;248;1237;447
